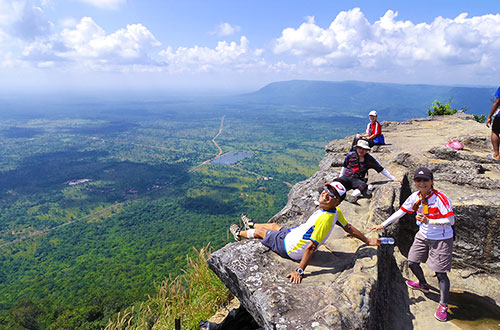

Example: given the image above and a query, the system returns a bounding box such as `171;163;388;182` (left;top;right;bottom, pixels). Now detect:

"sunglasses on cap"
414;178;431;182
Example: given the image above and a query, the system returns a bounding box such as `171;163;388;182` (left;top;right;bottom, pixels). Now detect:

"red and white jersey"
401;189;454;240
365;121;382;137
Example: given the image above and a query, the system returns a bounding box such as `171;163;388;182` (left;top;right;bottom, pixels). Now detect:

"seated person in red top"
337;139;400;203
359;110;384;147
351;110;385;151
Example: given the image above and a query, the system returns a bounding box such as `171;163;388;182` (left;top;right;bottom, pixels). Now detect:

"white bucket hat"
356;139;371;151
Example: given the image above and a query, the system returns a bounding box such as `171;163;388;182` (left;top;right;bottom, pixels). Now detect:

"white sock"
367;184;374;192
246;229;255;238
351;189;362;197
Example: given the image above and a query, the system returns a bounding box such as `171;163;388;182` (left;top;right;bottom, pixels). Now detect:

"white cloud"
273;8;500;72
2;5;264;76
3;3;500;89
0;0;53;41
60;17;78;28
269;60;296;73
159;36;265;73
78;0;125;10
211;22;241;36
22;17;162;67
0;51;23;69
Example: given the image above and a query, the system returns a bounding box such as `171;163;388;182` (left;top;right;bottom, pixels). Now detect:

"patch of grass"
105;245;231;330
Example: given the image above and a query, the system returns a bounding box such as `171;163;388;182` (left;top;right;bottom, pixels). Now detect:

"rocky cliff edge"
208;113;500;329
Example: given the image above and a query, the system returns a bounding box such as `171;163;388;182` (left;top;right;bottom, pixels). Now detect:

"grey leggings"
408;261;450;304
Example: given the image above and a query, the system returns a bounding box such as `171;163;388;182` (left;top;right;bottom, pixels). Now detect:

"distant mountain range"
231;80;496;121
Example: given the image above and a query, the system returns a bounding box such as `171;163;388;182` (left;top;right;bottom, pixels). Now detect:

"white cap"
325;181;346;201
369;110;377;116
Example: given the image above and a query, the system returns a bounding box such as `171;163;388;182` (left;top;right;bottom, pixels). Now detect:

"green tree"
427;99;486;123
472;114;486;123
427;99;464;116
9;300;43;330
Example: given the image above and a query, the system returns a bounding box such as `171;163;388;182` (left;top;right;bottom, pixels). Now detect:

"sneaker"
240;213;254;230
229;223;241;241
347;195;359;204
367;184;374;194
363;185;374;198
406;280;430;293
435;303;448;322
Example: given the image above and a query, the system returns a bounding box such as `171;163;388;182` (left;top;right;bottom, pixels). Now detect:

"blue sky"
1;0;499;95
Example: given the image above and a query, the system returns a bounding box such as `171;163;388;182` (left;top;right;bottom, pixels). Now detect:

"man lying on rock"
337;139;401;203
229;181;380;284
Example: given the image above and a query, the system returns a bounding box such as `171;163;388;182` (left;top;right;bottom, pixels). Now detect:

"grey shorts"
261;227;291;259
408;231;453;272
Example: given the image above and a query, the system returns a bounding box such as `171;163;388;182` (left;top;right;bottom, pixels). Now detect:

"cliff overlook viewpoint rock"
208;113;500;329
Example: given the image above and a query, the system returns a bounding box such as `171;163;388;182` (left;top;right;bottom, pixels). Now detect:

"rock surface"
208;113;500;329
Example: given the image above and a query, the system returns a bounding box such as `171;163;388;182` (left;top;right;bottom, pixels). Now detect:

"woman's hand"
370;224;384;231
416;212;428;224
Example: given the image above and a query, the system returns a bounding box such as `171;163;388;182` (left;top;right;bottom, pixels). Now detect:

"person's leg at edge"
492;130;499;158
239;223;282;239
408;261;427;285
492;117;500;159
436;272;450;304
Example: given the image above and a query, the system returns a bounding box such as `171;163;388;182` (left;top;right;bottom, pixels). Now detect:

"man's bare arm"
286;241;317;284
344;224;380;246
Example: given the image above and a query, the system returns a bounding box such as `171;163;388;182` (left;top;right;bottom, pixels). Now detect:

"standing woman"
370;167;454;322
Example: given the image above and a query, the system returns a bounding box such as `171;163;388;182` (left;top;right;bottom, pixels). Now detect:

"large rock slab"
208;113;500;329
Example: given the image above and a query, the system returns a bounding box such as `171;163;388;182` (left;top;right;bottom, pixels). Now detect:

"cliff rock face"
208;113;500;329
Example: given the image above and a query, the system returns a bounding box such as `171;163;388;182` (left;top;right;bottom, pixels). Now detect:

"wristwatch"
295;267;304;276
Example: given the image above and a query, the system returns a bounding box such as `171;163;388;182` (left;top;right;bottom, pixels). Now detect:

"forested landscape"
0;94;365;329
0;80;492;329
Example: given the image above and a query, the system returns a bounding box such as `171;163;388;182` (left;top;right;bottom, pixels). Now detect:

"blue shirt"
495;87;500;117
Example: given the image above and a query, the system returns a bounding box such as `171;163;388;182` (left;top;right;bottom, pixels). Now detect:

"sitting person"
229;181;380;284
351;110;385;150
337;139;400;203
362;110;385;146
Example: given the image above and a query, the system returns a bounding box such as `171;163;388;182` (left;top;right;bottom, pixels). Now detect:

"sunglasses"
414;178;431;182
324;187;339;200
